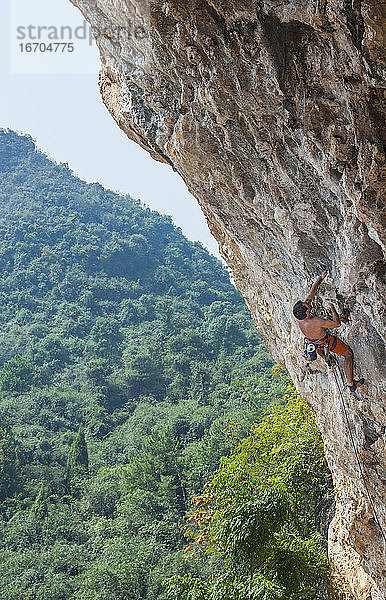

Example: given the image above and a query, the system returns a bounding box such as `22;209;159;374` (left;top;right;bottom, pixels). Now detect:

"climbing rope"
330;363;386;544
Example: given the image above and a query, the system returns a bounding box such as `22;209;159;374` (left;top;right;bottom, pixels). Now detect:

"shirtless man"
293;270;364;392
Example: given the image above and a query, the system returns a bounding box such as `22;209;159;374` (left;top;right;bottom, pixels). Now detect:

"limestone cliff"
70;1;385;597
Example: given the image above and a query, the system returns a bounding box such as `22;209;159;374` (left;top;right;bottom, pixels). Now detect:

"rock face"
70;1;385;597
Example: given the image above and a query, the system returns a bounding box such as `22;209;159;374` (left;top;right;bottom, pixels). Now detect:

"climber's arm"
304;270;328;304
315;304;341;329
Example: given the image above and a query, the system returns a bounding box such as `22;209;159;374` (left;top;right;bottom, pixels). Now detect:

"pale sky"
0;0;220;258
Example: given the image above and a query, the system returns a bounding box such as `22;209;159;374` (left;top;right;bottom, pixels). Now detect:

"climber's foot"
348;378;365;393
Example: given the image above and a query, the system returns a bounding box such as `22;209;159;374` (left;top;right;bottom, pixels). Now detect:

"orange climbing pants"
316;335;349;357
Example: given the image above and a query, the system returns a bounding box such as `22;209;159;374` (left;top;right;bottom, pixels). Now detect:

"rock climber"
293;270;364;392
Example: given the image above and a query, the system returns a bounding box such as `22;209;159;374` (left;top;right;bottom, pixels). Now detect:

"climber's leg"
329;336;352;383
330;338;365;391
342;347;354;388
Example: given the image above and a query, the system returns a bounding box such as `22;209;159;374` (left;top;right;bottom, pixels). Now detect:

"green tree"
0;424;19;501
0;356;34;393
65;425;89;493
30;483;48;520
89;317;124;360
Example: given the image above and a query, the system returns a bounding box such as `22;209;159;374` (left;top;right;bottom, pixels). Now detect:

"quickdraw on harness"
303;332;337;367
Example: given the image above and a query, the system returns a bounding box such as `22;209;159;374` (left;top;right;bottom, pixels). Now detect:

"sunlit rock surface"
70;1;385;597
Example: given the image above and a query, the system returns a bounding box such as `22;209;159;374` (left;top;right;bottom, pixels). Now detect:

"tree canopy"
0;130;334;600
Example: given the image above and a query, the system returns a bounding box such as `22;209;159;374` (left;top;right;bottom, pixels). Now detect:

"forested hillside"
0;130;332;600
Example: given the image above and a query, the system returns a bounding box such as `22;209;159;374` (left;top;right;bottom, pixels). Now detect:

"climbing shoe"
348;378;365;392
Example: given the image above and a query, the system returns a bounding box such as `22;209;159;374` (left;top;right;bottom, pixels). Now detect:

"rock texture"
70;1;385;597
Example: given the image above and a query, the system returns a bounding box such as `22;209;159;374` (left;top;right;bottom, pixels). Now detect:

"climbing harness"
303;332;335;367
331;362;386;544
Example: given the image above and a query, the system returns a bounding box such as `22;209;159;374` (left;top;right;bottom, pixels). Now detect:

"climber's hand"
305;270;328;303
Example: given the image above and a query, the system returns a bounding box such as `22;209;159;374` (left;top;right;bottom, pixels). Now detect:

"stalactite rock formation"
70;1;385;597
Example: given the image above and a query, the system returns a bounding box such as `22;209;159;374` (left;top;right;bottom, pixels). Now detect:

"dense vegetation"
170;379;333;599
0;130;333;600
